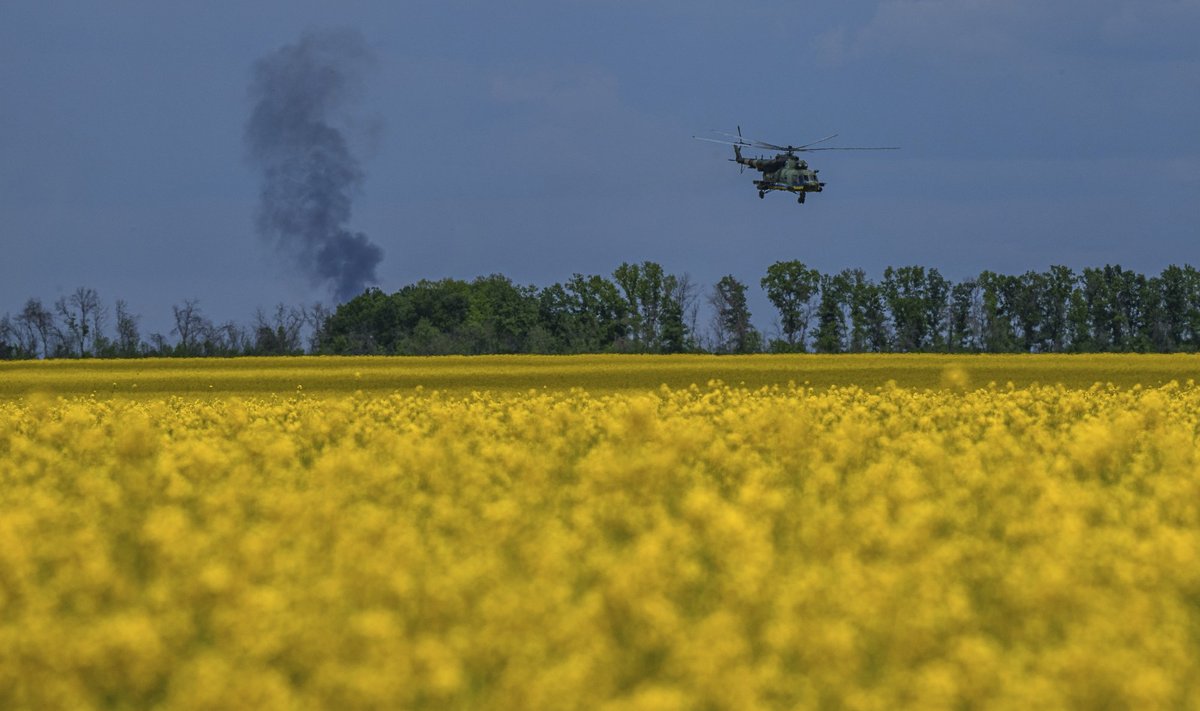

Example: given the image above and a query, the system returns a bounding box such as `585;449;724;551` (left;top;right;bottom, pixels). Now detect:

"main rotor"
693;126;899;156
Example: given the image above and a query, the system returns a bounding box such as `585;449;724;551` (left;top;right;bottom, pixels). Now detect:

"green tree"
948;279;977;352
709;275;759;354
1158;264;1200;351
813;272;850;353
1040;266;1076;352
393;279;472;354
761;260;821;351
1012;271;1045;352
538;274;629;353
659;273;698;354
924;268;950;351
1110;266;1150;351
977;271;1018;352
843;269;890;352
465;274;540;354
613;262;690;352
882;266;929;351
1066;287;1093;352
317;287;394;354
1077;265;1136;351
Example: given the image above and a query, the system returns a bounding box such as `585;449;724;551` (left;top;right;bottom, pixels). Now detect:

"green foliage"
761;260;821;351
710;275;759;354
9;263;1200;359
613;261;692;352
813;273;850;354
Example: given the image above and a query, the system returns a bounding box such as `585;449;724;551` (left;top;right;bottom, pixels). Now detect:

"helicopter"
695;127;898;203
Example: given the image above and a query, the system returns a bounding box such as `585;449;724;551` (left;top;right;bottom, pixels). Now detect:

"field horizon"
3;353;1200;399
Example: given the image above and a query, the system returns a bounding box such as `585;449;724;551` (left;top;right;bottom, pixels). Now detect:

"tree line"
0;289;324;360
5;262;1200;359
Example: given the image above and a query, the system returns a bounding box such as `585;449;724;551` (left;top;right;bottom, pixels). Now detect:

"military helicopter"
695;127;898;203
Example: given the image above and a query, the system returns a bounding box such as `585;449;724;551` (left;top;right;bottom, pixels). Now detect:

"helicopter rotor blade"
693;135;752;147
702;129;784;150
746;139;792;151
696;128;899;154
795;146;900;151
796;134;839;150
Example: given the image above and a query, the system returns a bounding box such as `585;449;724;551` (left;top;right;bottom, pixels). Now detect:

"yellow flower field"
3;356;1200;709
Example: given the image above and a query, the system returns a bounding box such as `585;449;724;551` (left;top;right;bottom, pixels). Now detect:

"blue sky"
2;1;1198;337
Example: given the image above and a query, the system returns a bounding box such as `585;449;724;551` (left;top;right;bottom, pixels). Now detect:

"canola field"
3;355;1200;710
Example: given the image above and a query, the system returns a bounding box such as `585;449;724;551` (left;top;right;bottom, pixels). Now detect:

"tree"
977;271;1019;352
54;287;105;358
0;315;34;359
393;279;472;354
1011;271;1045;352
463;275;540;354
198;320;246;356
1066;287;1092;352
813;272;850;353
614;261;652;350
1075;265;1148;352
1141;275;1170;352
612;262;688;353
305;303;333;353
1110;266;1150;351
17;298;58;359
1158;265;1200;351
147;332;171;356
612;262;658;350
316;287;393;354
843;269;890;352
761;260;821;351
880;266;949;352
660;273;698;354
1040;266;1075;352
252;304;306;355
568;273;629;351
924;269;950;351
113;300;142;357
171;299;206;356
536;274;629;353
948;279;977;352
709;275;759;354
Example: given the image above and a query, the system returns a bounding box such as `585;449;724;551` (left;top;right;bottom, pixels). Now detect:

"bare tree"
670;273;701;349
17;298;58;359
211;320;249;355
88;290;108;355
253;304;305;354
55;287;104;357
305;302;331;352
114;300;142;357
0;314;32;358
171;299;205;355
148;332;170;355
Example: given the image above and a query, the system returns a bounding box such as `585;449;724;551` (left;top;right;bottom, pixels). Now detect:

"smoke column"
246;29;383;302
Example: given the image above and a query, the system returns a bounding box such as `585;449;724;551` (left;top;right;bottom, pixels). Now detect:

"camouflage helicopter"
695;127;898;203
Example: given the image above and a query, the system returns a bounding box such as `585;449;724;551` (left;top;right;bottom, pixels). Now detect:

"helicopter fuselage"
694;128;896;204
734;146;824;201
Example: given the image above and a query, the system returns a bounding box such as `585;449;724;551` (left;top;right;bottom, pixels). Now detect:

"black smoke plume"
246;29;383;302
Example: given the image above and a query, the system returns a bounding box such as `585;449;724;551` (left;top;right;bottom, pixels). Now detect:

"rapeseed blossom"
2;370;1200;709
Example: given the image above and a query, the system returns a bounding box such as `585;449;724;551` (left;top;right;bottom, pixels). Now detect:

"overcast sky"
3;1;1198;337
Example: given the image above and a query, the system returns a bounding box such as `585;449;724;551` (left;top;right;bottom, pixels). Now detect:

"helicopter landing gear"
758;190;765;199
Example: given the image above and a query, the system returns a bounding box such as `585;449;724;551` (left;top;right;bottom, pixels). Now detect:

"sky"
2;1;1198;338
